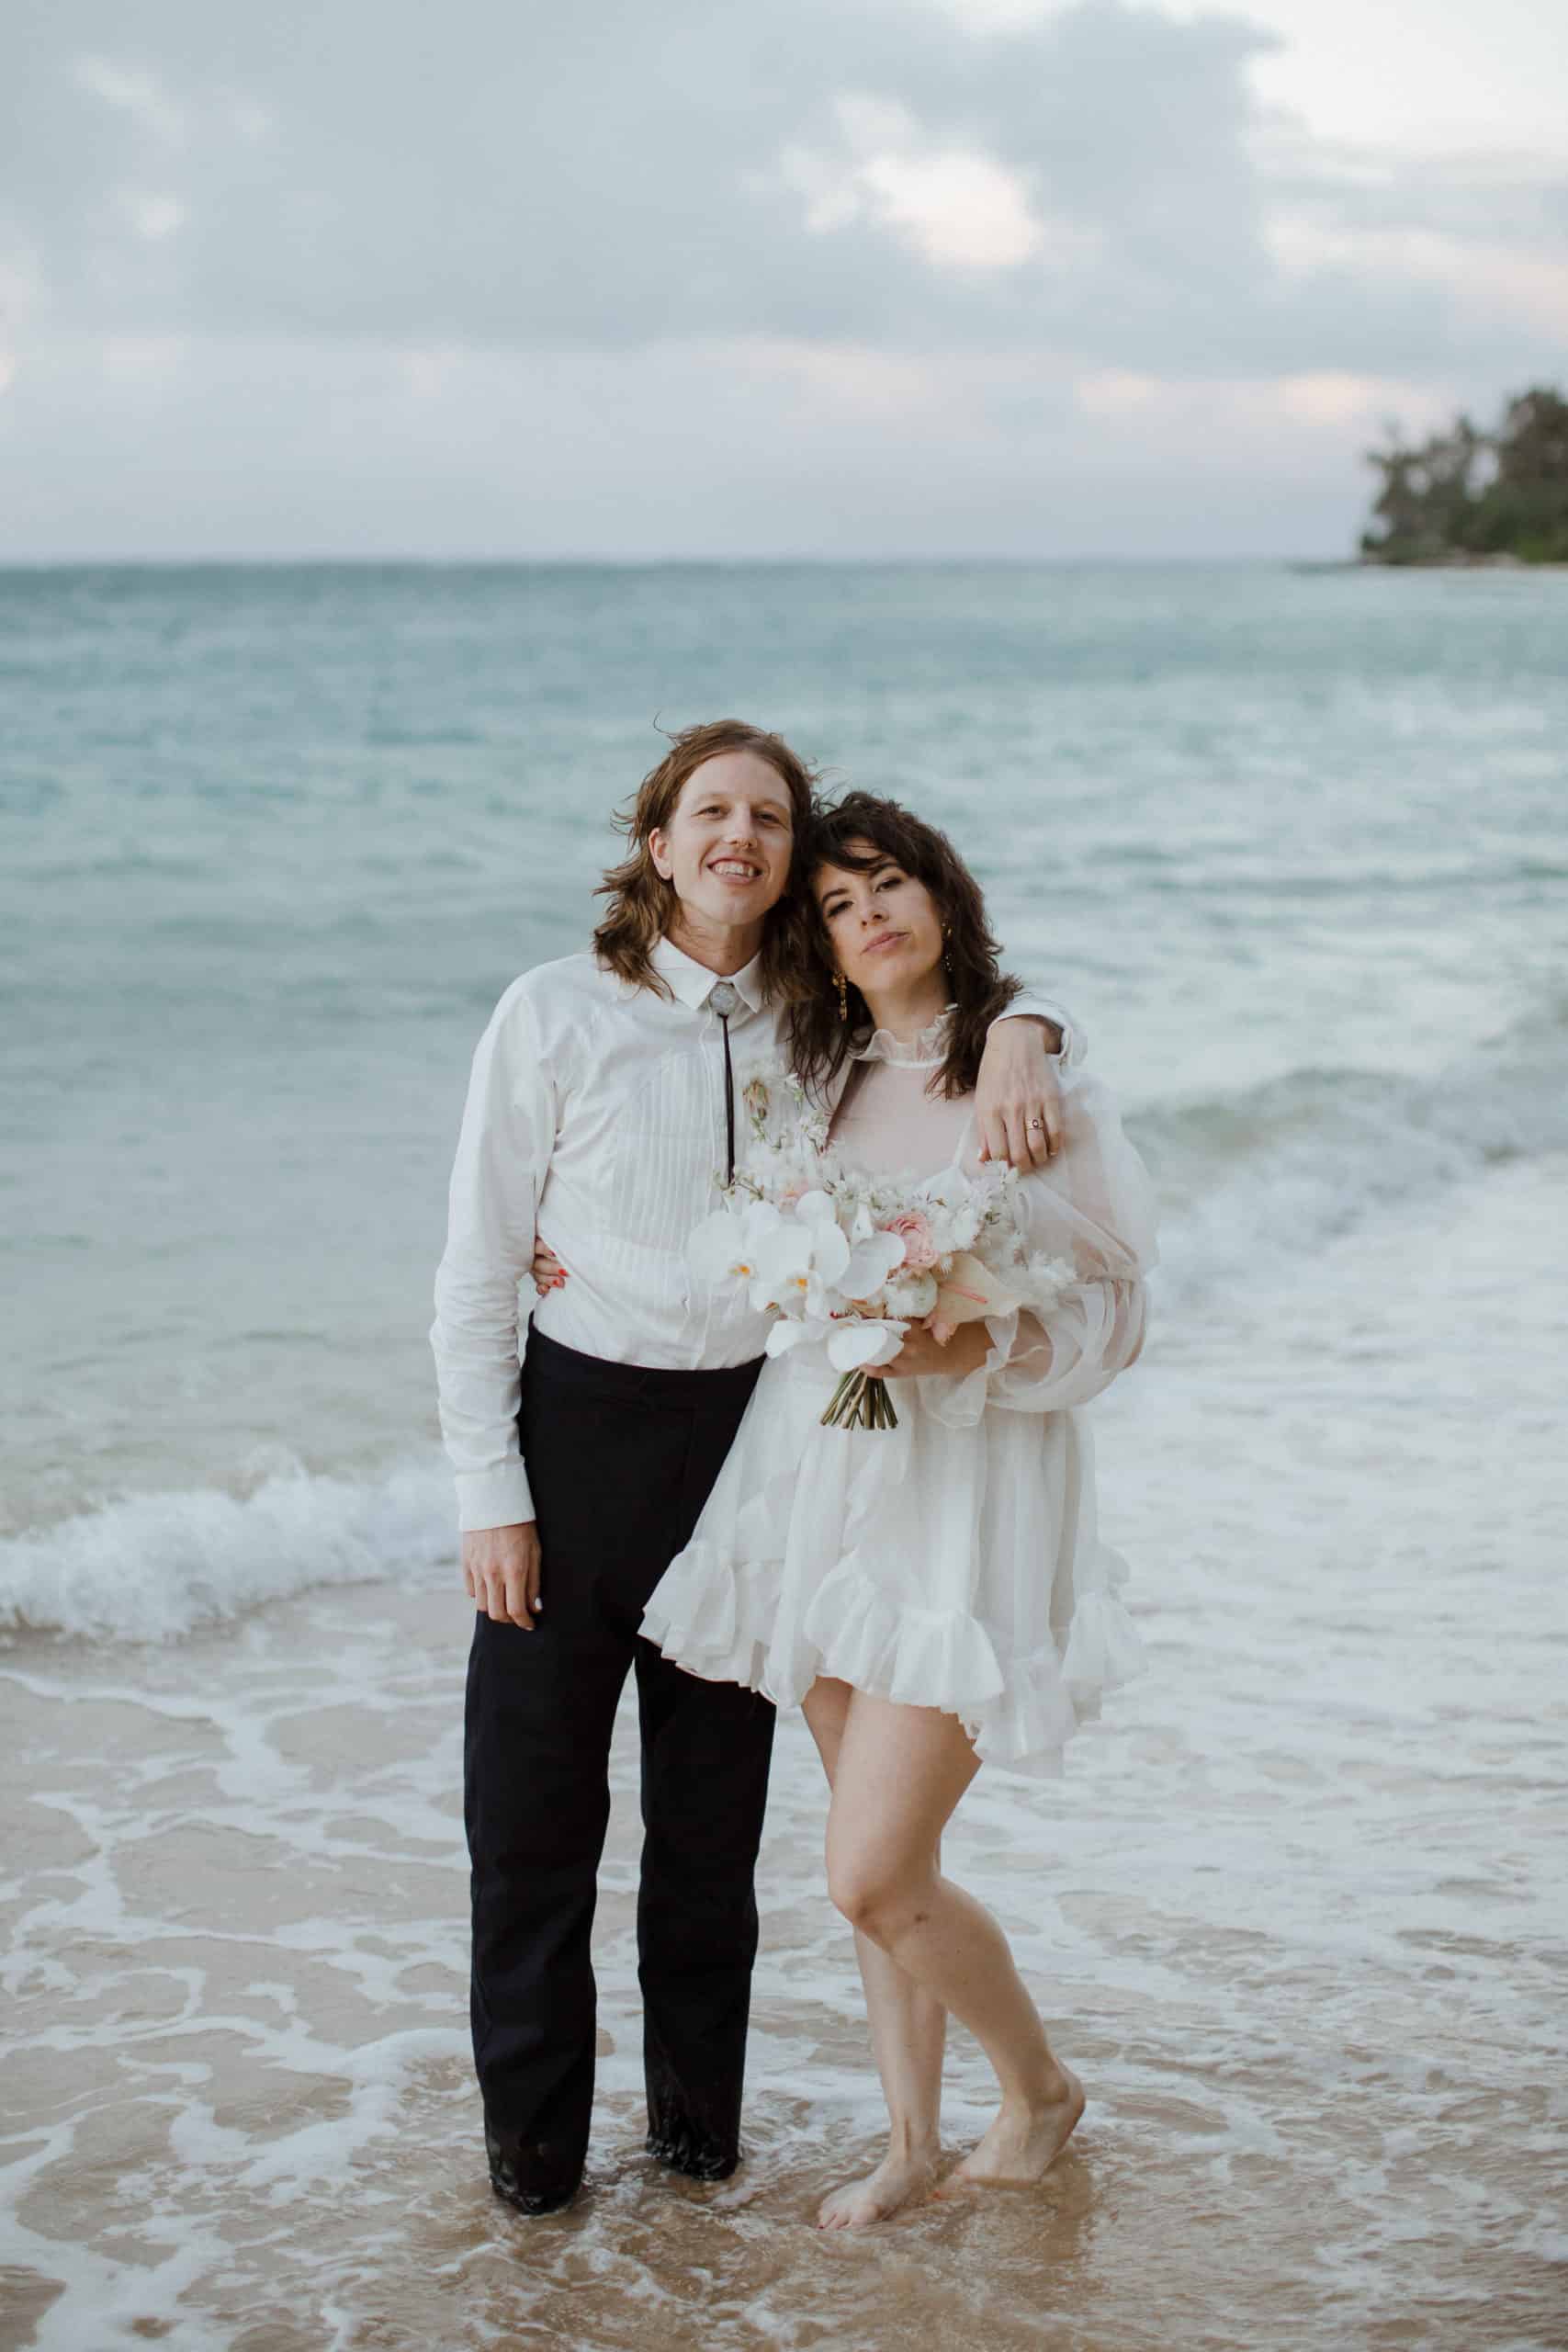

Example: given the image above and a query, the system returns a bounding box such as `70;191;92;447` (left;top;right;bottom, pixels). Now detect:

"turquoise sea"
4;560;1563;1577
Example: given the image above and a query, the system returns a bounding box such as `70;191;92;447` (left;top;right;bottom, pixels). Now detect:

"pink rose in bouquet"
884;1210;939;1272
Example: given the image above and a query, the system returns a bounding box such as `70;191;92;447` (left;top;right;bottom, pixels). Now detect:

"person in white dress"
639;789;1157;2228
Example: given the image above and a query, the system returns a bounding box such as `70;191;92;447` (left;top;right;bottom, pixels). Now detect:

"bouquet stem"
819;1370;898;1430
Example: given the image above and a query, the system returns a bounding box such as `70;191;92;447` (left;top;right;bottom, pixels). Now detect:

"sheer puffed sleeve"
923;1065;1156;1428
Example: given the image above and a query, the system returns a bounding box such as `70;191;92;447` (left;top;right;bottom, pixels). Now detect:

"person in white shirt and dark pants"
432;718;1073;2215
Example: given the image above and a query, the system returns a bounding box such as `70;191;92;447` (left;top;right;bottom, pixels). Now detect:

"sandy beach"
6;1150;1565;2352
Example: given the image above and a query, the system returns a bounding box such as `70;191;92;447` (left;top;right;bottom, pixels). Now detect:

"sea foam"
0;1454;456;1643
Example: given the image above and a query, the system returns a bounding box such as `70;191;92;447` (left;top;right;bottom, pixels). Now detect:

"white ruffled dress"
640;1014;1158;1779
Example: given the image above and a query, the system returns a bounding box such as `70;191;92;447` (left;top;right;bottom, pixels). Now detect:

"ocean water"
4;560;1564;1576
3;563;1566;2348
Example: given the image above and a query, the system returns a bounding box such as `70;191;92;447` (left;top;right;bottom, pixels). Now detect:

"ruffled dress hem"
640;1529;1145;1782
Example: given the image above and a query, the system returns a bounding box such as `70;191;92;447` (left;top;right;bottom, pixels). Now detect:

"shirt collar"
650;934;768;1015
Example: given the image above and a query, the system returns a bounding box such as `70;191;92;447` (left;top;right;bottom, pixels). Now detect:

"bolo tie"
708;980;739;1187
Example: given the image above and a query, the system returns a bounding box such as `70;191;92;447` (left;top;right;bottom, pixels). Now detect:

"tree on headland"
1360;385;1568;564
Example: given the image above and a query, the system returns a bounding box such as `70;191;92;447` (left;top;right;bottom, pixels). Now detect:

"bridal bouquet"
690;1092;1075;1430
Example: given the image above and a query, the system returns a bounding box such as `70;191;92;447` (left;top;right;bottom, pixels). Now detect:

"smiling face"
649;749;795;946
813;838;948;1012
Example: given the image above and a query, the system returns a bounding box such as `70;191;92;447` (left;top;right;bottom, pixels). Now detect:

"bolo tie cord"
719;1011;736;1187
708;980;740;1187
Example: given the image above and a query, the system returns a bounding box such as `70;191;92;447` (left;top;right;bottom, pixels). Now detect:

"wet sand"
5;1159;1567;2351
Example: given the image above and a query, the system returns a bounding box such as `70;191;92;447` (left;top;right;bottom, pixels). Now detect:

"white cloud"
773;93;1049;271
117;190;187;243
1241;0;1568;153
227;96;275;144
99;334;187;386
1266;210;1568;341
1;326;1444;560
73;54;186;144
1075;369;1158;416
1076;364;1461;456
0;0;1560;556
1273;371;1449;431
855;149;1045;269
397;345;462;400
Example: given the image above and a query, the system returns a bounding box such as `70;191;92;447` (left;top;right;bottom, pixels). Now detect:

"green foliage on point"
1359;385;1568;565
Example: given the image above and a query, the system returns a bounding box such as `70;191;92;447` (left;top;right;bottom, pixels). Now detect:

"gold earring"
834;971;848;1022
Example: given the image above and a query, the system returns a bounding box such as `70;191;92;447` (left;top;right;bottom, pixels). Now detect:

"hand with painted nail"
530;1241;567;1298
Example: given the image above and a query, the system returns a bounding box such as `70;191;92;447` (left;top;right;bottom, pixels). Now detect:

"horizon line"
0;550;1349;571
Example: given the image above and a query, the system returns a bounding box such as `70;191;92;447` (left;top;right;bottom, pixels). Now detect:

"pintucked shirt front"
431;936;1077;1532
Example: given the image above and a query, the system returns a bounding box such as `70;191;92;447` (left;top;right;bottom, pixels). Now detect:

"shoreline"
1288;554;1568;573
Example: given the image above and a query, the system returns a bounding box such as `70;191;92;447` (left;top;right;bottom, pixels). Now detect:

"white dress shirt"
431;935;1079;1532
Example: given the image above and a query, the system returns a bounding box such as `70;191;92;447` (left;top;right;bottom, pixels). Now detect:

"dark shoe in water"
485;2120;581;2216
646;2122;739;2182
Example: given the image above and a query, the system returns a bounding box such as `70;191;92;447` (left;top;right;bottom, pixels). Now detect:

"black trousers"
464;1329;774;2201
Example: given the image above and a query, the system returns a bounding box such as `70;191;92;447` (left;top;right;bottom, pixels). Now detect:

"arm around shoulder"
990;989;1087;1068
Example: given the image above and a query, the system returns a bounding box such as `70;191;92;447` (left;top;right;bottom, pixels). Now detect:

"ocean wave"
8;1011;1563;1645
0;1454;456;1643
1142;1003;1568;1300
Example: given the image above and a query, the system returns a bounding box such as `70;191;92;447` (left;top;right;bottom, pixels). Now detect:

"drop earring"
834;971;848;1022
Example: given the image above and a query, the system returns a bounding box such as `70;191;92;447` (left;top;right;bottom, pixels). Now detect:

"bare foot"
934;2065;1085;2195
817;2143;940;2230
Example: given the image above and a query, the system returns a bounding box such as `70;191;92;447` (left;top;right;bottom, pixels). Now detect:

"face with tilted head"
813;837;947;1004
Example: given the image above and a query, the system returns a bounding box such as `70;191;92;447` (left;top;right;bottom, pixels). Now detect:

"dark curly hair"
784;790;1021;1101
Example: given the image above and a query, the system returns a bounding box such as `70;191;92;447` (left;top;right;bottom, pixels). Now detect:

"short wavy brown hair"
592;718;820;997
784;790;1021;1101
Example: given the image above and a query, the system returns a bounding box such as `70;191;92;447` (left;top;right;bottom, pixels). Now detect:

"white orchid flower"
793;1188;849;1248
751;1213;850;1317
826;1318;906;1372
688;1200;782;1287
782;1197;852;1277
763;1316;832;1357
840;1227;908;1301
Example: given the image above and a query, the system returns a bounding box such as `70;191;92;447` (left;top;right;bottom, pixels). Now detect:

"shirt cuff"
456;1461;536;1533
992;992;1085;1067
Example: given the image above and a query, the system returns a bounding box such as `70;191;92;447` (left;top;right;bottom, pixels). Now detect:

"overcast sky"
2;0;1563;559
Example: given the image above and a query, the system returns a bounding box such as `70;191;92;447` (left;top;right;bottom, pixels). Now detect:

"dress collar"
649;934;767;1014
851;1004;957;1069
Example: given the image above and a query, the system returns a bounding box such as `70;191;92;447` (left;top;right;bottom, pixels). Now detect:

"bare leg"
802;1678;945;2226
824;1688;1084;2195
